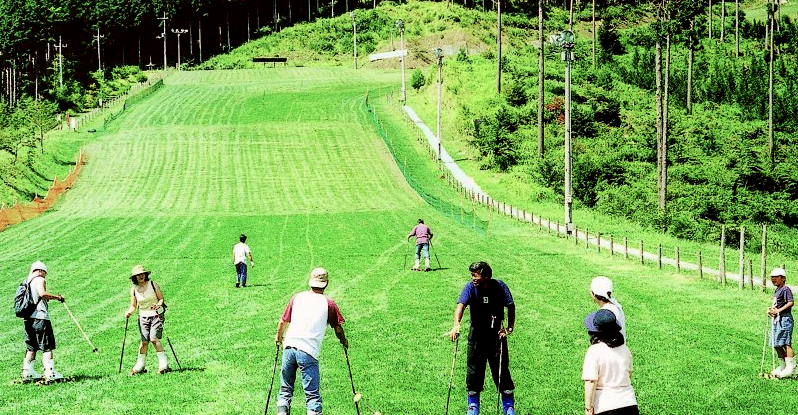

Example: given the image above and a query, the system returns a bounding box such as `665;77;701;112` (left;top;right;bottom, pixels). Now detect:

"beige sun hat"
30;261;48;274
308;267;329;288
771;268;787;278
130;264;151;278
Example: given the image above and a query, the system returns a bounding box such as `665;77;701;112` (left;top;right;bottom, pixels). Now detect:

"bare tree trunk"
592;0;596;68
735;0;739;56
538;0;545;158
655;36;664;214
720;0;725;41
496;0;502;94
687;29;694;115
708;0;712;40
768;0;775;165
662;30;670;214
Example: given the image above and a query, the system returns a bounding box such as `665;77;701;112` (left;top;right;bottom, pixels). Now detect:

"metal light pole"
94;28;104;71
172;29;188;69
158;12;168;69
351;12;358;69
396;20;406;102
557;30;575;233
54;36;67;90
434;48;444;161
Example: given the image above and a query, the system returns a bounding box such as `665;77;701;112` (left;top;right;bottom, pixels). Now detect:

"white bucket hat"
770;268;787;278
591;276;613;298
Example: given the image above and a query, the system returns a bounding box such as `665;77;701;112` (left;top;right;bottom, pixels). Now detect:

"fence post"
597;233;601;253
748;259;754;290
657;244;662;269
624;237;628;259
761;224;768;292
640;241;645;265
610;235;614;256
675;247;680;273
698;251;703;279
738;226;746;289
719;225;726;285
585;229;590;249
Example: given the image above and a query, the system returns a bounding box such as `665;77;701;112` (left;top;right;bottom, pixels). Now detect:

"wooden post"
748;259;754;290
610;235;614;256
640;240;645;265
597;233;601;253
761;223;768;292
657;244;662;269
738;226;745;289
624;237;629;259
676;246;680;273
698;251;704;279
585;229;590;249
720;225;726;285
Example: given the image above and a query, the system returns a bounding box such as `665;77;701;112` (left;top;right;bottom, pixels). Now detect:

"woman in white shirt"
582;308;638;415
125;265;170;374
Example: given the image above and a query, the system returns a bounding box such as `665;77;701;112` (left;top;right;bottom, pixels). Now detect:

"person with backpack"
20;261;65;382
124;265;170;374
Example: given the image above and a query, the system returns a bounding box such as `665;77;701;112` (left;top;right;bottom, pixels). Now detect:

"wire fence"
0;151;85;232
381;96;794;292
366;94;488;234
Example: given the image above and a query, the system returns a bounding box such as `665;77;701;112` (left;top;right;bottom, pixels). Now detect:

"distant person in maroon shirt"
407;219;433;271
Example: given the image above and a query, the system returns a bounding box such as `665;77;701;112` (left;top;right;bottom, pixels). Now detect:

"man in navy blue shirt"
449;261;516;415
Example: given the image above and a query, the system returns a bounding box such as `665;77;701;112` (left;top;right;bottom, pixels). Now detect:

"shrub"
410;69;425;90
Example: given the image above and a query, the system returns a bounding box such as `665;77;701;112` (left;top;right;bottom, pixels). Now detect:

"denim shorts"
772;314;793;347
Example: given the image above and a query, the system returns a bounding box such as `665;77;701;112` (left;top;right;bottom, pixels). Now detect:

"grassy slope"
0;67;792;415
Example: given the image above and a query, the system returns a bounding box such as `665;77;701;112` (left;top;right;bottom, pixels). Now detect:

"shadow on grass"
167;367;205;374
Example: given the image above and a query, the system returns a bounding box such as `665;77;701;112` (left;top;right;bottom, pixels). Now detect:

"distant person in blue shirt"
768;267;794;378
448;261;516;415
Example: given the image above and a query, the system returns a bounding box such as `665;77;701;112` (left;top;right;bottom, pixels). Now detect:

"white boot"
21;357;42;381
413;259;420;271
157;351;169;374
772;358;786;377
42;353;63;382
131;353;147;375
425;258;431;271
779;357;796;378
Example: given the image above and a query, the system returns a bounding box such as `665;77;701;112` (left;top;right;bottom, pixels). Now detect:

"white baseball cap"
30;261;48;274
590;276;613;298
308;268;329;288
770;268;787;278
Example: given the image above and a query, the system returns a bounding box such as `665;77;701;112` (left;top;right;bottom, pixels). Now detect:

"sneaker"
505;407;516;415
44;370;64;382
21;368;42;382
467;404;479;415
235;282;240;288
242;284;247;288
276;406;289;415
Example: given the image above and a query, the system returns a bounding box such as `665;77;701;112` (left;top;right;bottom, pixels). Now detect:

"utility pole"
555;31;575;233
434;48;444;161
94;28;104;71
54;36;67;90
158;12;168;69
396;20;406;102
172;29;188;69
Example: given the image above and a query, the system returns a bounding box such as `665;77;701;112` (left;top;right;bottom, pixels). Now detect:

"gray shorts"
772;315;793;347
24;318;56;352
139;313;165;342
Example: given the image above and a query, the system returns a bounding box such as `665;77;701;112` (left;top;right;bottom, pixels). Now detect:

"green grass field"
0;68;792;415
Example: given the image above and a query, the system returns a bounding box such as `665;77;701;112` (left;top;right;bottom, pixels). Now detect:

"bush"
410;69;425;91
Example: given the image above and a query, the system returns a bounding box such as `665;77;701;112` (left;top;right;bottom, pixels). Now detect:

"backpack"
14;276;42;318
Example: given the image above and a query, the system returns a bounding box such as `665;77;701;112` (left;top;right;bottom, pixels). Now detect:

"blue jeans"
414;243;430;261
278;347;322;414
235;262;247;286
